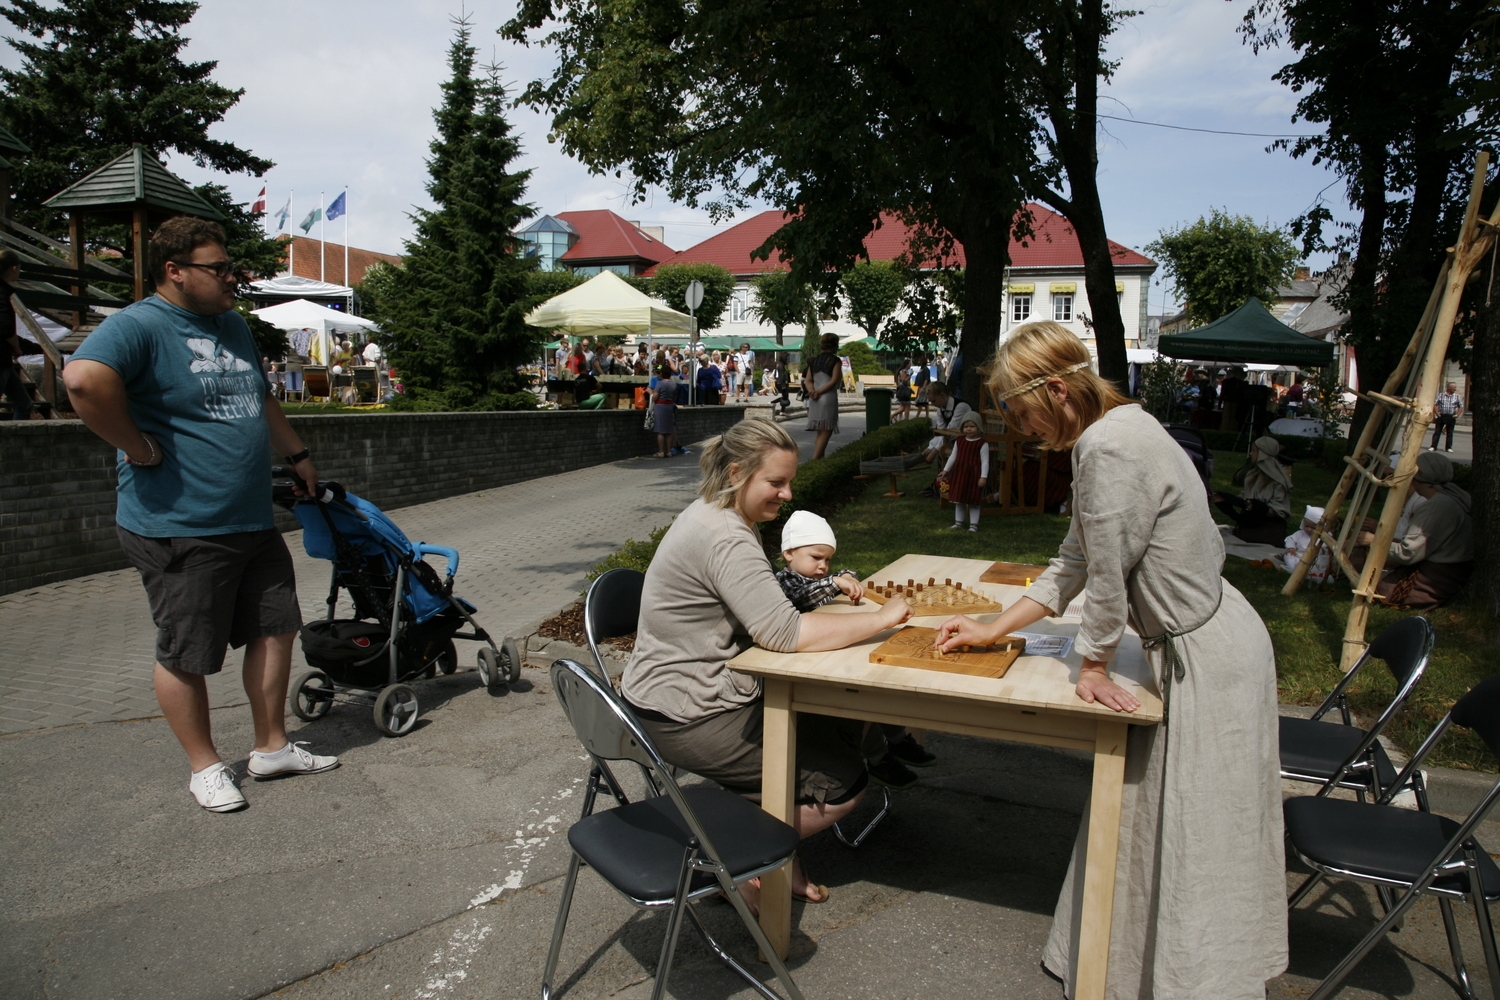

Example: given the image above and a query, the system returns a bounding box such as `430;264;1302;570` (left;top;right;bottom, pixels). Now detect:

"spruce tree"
378;20;536;409
0;0;271;235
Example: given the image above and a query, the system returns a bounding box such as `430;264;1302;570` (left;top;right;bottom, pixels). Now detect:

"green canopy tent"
1157;296;1334;367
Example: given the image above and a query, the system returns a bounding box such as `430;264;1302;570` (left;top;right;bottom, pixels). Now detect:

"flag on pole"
299;207;322;234
326;191;347;222
273;197;291;231
250;184;266;214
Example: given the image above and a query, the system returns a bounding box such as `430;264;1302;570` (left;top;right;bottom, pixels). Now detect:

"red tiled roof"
648;203;1154;275
279;236;402;286
558;209;676;266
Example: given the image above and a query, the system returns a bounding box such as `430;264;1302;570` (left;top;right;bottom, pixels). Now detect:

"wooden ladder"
1284;152;1498;668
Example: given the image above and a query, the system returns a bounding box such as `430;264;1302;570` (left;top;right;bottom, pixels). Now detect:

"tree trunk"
1470;297;1500;635
955;214;1009;406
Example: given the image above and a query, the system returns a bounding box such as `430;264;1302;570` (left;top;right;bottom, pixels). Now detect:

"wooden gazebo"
41;143;224;301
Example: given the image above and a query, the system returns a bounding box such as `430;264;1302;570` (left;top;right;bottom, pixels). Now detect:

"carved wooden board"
869;627;1026;678
980;562;1049;586
861;576;1005;616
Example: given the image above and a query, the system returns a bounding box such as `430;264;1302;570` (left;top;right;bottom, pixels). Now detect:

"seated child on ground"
1283;505;1331;582
773;511;937;788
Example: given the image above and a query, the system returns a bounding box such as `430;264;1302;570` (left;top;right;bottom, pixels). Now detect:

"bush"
843;340;887;376
585;522;671;587
385;387;538;412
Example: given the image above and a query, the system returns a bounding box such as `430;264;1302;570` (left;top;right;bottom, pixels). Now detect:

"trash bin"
864;388;893;432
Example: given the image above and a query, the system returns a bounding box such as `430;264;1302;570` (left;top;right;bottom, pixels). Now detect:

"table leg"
759;677;797;960
1075;719;1128;1000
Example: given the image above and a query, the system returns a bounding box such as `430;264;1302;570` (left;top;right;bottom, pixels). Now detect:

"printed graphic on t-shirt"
187;337;262;421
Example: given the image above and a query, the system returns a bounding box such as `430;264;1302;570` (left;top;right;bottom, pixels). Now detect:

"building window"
731;289;748;323
1053;294;1073;322
1011;294;1032;323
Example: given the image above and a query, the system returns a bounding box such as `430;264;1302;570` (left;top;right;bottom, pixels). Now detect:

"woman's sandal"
794;883;831;904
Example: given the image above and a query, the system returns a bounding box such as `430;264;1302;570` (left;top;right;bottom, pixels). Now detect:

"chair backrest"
1451;674;1500;761
549;658;728;861
584;568;644;677
1367;615;1436;688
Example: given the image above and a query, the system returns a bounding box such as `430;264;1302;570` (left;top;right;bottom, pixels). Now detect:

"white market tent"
252;298;378;365
525;270;694;351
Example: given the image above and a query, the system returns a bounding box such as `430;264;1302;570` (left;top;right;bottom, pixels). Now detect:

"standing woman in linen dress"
935;321;1286;1000
804;332;842;459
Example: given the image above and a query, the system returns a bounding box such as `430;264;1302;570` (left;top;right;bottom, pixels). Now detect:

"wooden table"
727;554;1163;1000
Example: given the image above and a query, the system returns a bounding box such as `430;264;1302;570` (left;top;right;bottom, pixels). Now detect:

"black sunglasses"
170;260;238;279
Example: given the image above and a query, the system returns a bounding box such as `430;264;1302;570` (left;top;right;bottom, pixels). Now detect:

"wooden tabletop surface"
729;554;1164;724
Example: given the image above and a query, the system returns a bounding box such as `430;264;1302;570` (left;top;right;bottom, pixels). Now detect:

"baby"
774;510;865;611
1283;504;1331;582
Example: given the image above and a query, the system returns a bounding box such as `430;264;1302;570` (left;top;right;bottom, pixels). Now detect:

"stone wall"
0;406;743;595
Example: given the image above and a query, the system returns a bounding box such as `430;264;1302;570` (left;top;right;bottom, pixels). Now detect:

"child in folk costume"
1283;505;1331;582
939;417;989;532
934;321;1285;1000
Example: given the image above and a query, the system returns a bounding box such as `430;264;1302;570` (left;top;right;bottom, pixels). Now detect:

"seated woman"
621;419;912;905
1210;435;1292;545
1356;451;1473;609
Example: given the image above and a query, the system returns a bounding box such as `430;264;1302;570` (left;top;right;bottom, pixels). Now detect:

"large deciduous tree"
1145;210;1299;326
748;270;813;346
0;0;271;237
650;262;736;332
371;19;536;410
503;0;1057;404
840;260;907;344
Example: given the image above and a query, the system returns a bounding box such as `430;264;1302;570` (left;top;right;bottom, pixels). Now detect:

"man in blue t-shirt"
64;217;338;813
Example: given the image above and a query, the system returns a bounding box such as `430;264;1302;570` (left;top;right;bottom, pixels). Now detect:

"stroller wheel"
477;647;500;691
501;637;524;684
290;669;334;721
373;683;420;736
436;639;458;675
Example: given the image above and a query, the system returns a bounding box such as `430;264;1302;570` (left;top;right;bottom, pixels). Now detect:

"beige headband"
996;361;1092;401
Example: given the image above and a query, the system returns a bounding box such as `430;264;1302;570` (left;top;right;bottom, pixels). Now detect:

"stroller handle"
414;542;460;578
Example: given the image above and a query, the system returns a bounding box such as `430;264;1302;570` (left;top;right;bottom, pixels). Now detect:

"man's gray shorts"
117;526;302;676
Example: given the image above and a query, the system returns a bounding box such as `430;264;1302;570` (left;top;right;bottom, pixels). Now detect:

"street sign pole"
685;280;704;406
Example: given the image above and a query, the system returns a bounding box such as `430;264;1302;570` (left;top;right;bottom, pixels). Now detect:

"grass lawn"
823;445;1497;772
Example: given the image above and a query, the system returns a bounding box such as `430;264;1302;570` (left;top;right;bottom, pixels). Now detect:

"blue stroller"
273;470;522;736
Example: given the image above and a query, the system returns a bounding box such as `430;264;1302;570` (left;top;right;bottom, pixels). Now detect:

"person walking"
804;333;841;459
772;352;792;416
63;217;339;813
1430;381;1464;452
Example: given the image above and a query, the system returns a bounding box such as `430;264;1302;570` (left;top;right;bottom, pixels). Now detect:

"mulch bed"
537;600;636;653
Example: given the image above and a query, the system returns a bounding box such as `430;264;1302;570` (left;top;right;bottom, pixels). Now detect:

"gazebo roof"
0;125;30;157
42;144;224;220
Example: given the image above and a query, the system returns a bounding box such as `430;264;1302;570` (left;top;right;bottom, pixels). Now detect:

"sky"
5;0;1357;314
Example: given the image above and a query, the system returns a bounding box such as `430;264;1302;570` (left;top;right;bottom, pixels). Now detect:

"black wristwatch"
285;448;311;465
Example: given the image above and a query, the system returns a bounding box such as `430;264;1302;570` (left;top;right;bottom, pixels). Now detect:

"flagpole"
343;186;349;288
319;190;326;282
288;189;294;276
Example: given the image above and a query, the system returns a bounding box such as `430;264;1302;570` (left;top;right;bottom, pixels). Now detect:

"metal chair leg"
1465;852;1500;1000
541;853;583;1000
833;786;891;848
649;846;698;1000
1309;886;1426;1000
1439;897;1479;1000
685;903;793;1000
710;868;806;1000
1288;871;1326;910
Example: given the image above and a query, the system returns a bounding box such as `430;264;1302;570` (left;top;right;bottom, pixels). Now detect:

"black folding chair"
1284;674;1500;1000
1280;616;1435;805
543;658;805;1000
583;568;644;682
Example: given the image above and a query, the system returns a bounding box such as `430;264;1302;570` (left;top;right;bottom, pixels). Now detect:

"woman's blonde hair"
698;418;799;508
988;320;1132;449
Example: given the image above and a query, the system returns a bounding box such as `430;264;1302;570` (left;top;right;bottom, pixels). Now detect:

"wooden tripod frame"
1284;152;1498;669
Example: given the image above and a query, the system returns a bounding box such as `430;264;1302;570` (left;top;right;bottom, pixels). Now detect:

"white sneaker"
247;741;340;780
190;762;247;812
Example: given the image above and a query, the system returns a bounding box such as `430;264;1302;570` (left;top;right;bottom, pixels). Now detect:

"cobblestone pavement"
0;415;864;736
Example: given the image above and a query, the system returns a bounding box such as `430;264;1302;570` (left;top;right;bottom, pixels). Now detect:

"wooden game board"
868;626;1027;678
979;561;1049;586
861;576;1005;616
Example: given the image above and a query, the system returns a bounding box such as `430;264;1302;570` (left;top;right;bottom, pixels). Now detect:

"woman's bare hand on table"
1076;663;1139;713
933;614;999;652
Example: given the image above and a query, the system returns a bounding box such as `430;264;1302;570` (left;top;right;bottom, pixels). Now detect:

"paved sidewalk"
0;414;863;736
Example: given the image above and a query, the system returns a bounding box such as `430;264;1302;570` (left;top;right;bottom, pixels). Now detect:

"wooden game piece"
945;578;951;586
928;577;935;586
916;583;924;592
869;627;1026;678
907;579;914;588
861;582;1005;617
